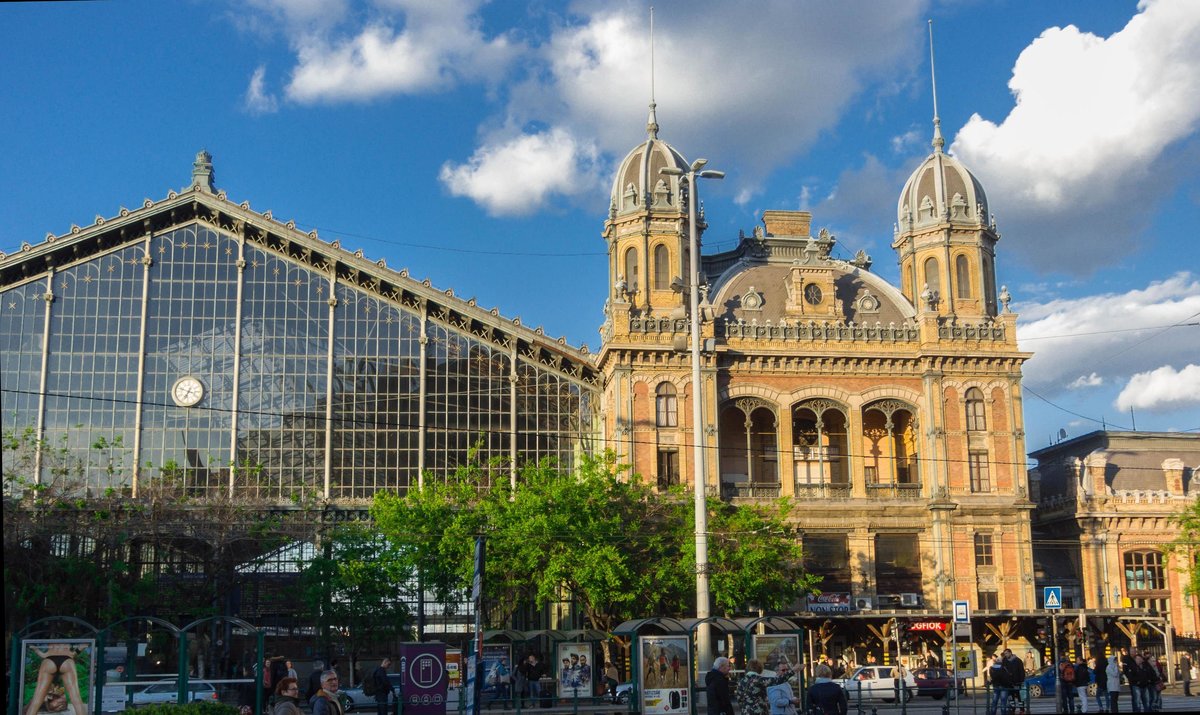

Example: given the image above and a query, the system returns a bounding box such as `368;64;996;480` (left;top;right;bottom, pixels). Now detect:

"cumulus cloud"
951;0;1200;271
438;127;603;216
243;65;279;115
1068;373;1103;389
1115;364;1200;412
1017;271;1200;394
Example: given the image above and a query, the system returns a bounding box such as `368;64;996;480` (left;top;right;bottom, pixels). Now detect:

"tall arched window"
623;247;639;293
924;256;940;296
955;255;972;299
1124;551;1165;591
653;244;670;290
965;388;986;431
655;382;678;427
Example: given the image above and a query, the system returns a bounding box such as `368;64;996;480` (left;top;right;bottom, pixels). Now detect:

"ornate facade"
597;106;1036;620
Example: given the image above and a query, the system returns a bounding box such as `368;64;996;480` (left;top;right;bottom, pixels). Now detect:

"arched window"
653;244;670;290
623;247;639;293
965;388;986;431
923;256;940;296
655;382;678;427
1124;551;1165;592
955;255;972;299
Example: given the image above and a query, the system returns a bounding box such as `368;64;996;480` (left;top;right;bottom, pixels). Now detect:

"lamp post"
661;159;724;670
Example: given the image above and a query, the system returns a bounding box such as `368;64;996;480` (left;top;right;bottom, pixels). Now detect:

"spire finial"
646;6;659;139
191;149;216;193
928;19;944;152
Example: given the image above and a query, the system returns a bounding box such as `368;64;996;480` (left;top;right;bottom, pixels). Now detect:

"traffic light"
1036;627;1047;642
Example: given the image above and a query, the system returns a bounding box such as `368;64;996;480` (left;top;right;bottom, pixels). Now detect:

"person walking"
806;664;847;715
273;678;303;715
1106;654;1123;713
1076;656;1090;714
705;657;735;715
604;662;620;704
767;678;799;715
1090;657;1107;713
370;657;394;715
1059;654;1079;714
1182;652;1194;697
736;659;793;715
1128;654;1155;713
986;654;1011;715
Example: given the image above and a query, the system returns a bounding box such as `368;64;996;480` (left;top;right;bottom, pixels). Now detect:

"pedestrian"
767;677;799;715
286;661;299;681
705;657;735;715
310;670;344;715
1075;655;1090;714
604;662;619;703
307;660;326;701
1090;657;1106;713
1059;654;1078;714
806;663;847;715
1106;655;1122;713
987;653;1012;715
1182;652;1194;697
273;677;302;715
1128;654;1154;713
736;659;792;715
370;657;394;715
494;657;511;703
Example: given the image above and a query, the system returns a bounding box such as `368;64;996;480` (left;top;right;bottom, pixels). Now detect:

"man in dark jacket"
987;654;1012;715
370;658;394;715
307;661;326;701
705;657;735;715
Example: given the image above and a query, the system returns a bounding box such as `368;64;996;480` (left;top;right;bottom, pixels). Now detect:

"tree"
370;452;816;639
298;521;415;682
1167;496;1200;598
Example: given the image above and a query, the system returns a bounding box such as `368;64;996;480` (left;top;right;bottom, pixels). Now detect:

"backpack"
1060;662;1075;683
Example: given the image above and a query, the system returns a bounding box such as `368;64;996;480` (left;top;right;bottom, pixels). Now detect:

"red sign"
909;622;947;631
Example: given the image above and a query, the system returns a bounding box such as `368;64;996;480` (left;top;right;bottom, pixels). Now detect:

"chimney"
761;210;811;237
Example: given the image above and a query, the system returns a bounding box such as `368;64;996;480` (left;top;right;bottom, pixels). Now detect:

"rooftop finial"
646;6;659;139
191;149;216;193
928;19;944;152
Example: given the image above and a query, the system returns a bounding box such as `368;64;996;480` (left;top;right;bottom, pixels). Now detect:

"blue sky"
2;0;1198;452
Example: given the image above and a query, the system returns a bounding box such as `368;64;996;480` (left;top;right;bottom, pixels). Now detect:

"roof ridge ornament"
191;149;216;193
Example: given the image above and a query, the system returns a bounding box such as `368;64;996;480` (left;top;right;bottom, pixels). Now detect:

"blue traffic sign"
1044;586;1063;610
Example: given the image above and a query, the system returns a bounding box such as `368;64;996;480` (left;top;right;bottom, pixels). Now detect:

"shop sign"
806;593;851;613
909;621;947;632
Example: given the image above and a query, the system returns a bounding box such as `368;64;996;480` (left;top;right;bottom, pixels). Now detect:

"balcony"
793;484;852;500
866;482;923;500
721;482;781;499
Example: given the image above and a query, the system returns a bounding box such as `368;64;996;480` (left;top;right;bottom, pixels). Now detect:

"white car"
130;680;220;707
836;666;917;703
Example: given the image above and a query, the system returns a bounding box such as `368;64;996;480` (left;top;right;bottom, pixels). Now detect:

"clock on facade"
804;283;823;305
171;376;205;407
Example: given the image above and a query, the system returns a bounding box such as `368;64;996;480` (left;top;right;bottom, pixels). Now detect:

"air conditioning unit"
900;593;922;607
876;594;902;608
855;596;873;611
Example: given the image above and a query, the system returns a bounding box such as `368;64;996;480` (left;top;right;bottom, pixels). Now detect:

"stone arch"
861;398;921;490
718;396;781;493
791;397;850;488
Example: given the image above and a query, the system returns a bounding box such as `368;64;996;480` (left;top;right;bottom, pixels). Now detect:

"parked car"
836;666;917;703
912;667;964;699
130;680;219;707
615;682;633;704
338;673;404;713
1023;664;1097;699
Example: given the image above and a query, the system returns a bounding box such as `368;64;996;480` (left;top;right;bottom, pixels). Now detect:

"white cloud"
1115;364;1200;412
1017;271;1200;394
243;65;279;115
1068;372;1103;389
950;0;1200;271
438;127;603;216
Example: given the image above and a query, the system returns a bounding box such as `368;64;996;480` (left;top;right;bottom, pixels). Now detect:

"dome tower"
603;103;694;316
893;44;1000;320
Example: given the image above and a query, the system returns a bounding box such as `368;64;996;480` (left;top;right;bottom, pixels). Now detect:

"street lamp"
661;158;724;670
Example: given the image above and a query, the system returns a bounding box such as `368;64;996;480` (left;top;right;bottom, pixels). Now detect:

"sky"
2;0;1198;454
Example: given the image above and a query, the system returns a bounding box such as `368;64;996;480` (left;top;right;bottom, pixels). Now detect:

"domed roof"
710;262;916;326
610;103;690;215
897;122;989;231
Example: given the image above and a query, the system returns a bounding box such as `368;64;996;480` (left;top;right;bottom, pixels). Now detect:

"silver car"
836;666;917;703
337;674;403;712
130;680;220;707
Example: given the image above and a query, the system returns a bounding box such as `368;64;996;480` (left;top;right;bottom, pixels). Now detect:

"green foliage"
371;452;816;633
132;701;239;715
1167;496;1200;598
298;521;415;658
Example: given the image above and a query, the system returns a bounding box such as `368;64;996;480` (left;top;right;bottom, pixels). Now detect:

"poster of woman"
637;636;689;714
554;643;592;699
21;639;95;715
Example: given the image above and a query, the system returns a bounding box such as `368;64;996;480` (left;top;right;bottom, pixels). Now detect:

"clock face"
804;283;823;305
172;376;205;407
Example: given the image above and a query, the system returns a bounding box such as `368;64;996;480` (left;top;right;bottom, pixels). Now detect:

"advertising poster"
21;639;96;715
638;636;689;715
554;643;593;700
399;642;447;715
751;634;801;675
481;645;512;697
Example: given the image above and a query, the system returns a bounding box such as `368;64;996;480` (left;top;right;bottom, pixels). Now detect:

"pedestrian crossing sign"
1044;586;1063;610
